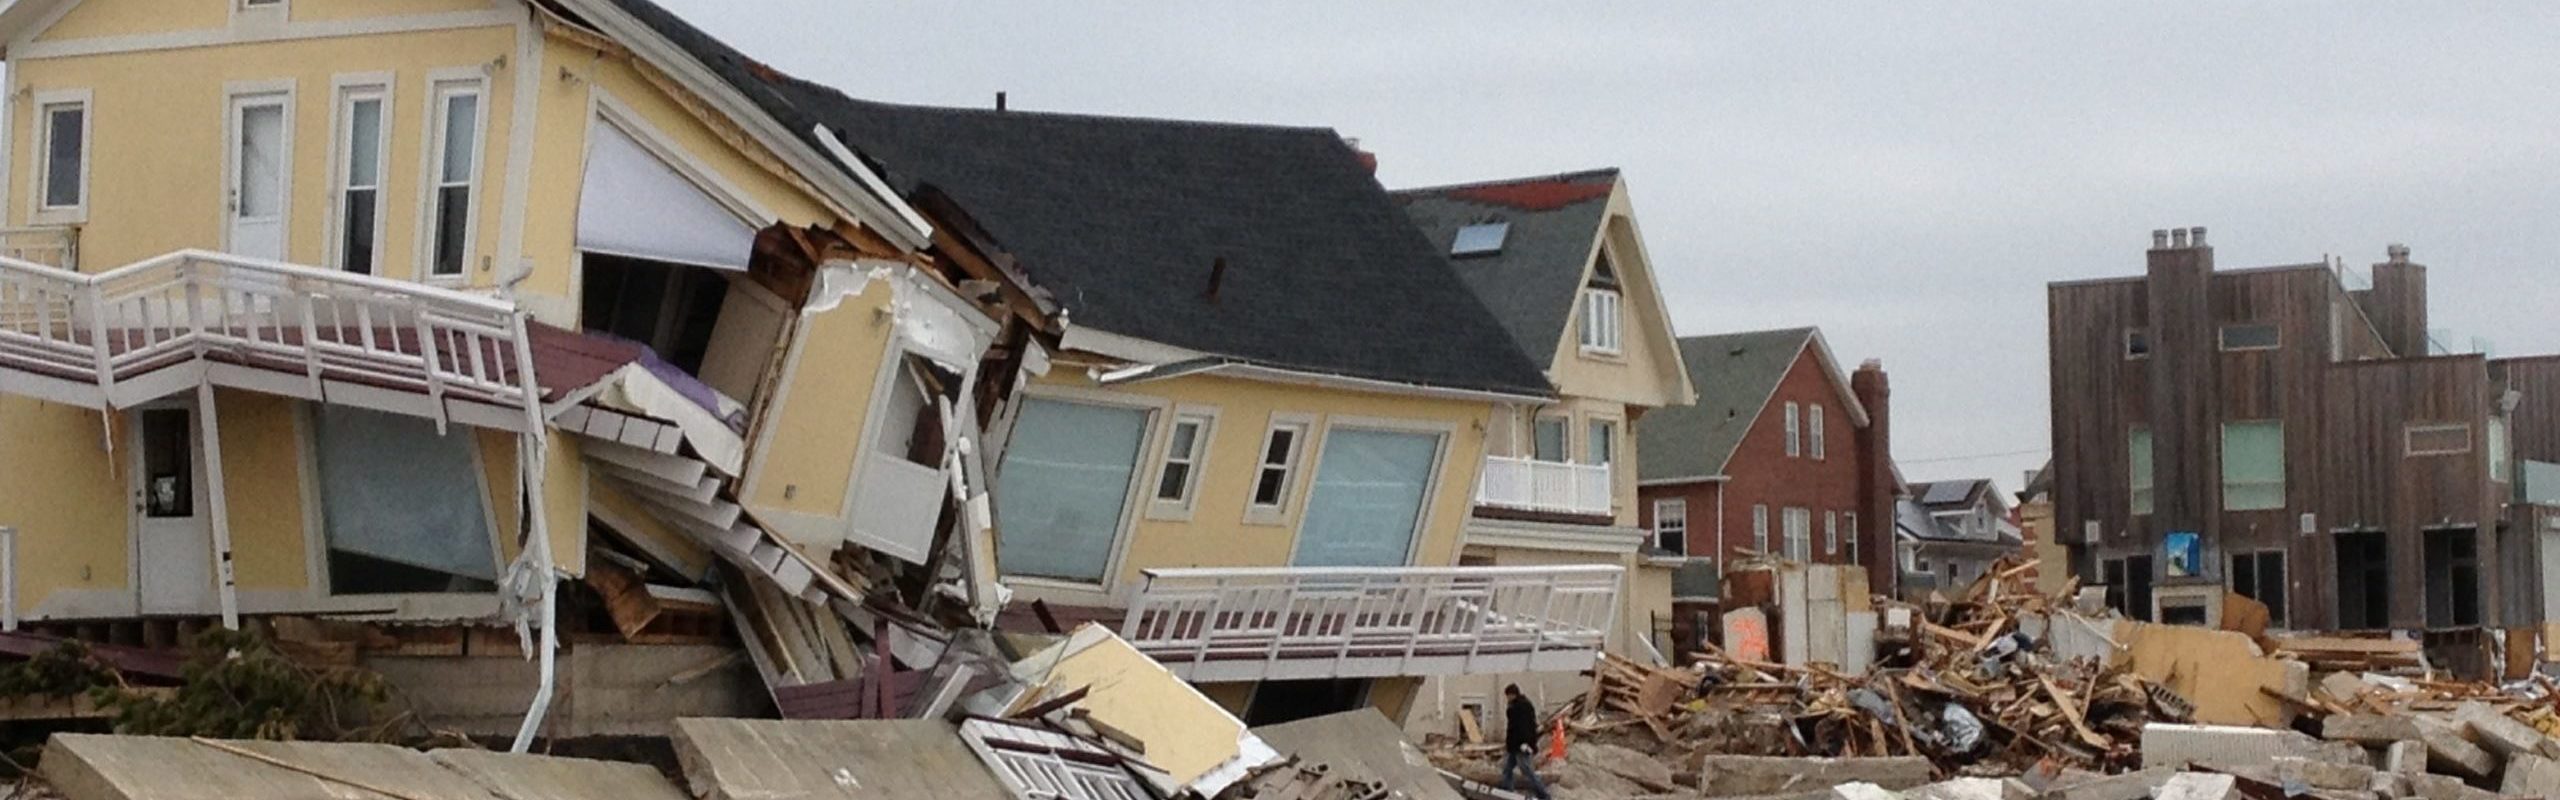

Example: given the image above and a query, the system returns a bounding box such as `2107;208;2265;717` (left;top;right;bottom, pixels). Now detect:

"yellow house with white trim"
0;0;1058;742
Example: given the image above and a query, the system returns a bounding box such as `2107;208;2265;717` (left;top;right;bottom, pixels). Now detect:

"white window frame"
1532;414;1569;463
1145;408;1217;521
1579;287;1622;355
219;80;297;260
1824;510;1838;555
2406;422;2473;457
1783;507;1811;561
1243;412;1314;526
2489;416;2511;483
1809;404;1826;460
1844;512;1860;564
418;71;489;284
1783;402;1801;458
327;74;392;275
30;89;92;223
1652;498;1686;555
1751;504;1769;553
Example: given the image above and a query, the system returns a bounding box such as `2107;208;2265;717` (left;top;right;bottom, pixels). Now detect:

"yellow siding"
0;397;127;613
1544;200;1688;411
10;25;519;275
1020;370;1495;595
477;430;590;577
1043;631;1255;787
741;280;897;518
34;1;230;41
292;0;502;24
218;392;310;591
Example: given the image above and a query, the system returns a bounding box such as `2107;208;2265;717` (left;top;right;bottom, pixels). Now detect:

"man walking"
1500;684;1553;799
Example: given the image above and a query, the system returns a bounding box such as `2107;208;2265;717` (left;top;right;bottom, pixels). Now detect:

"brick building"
1638;328;1900;594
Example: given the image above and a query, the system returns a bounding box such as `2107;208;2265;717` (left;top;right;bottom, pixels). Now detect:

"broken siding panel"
737;272;898;546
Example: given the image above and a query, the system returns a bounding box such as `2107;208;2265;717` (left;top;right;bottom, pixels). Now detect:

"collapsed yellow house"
0;0;1656;736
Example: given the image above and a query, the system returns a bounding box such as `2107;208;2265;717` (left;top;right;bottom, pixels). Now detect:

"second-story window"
1824;510;1838;555
2221;420;2285;511
1153;414;1211;505
1783;402;1802;458
1533;415;1567;462
1810;404;1827;460
2219;323;2280;351
2129;425;2154;515
2124;328;2151;360
1751;504;1769;552
1652;499;1686;555
1587;418;1615;466
333;85;388;275
1250;421;1307;510
37;96;89;213
424;79;484;280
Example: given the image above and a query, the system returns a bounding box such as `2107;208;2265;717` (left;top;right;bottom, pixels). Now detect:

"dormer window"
1451;221;1508;257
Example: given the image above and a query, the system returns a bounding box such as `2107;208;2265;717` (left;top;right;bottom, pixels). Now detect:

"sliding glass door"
1293;428;1440;568
993;398;1151;582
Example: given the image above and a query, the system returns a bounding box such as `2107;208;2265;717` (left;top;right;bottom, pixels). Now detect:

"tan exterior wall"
1004;368;1497;604
738;280;897;520
0;396;127;618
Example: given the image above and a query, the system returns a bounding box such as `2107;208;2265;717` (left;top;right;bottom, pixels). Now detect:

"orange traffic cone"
1545;717;1567;764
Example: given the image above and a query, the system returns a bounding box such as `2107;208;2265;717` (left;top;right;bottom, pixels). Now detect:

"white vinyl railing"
0;226;76;271
1121;564;1621;682
1475;455;1613;517
0;250;535;417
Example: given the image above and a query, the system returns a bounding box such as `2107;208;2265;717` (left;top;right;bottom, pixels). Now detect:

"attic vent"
1451;221;1509;257
1589;251;1621;290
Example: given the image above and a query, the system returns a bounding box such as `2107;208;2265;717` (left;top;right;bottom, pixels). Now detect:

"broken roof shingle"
599;0;1552;398
1394;170;1619;366
1638;327;1820;481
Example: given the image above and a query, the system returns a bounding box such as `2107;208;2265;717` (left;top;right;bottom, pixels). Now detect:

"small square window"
2125;328;2152;359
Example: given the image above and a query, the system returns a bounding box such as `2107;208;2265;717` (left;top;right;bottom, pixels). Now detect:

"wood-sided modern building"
2048;228;2560;633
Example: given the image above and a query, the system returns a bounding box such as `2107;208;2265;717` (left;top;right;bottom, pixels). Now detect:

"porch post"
506;308;559;754
195;381;241;630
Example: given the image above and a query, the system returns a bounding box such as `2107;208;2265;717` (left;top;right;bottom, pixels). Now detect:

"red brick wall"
1641;349;1878;571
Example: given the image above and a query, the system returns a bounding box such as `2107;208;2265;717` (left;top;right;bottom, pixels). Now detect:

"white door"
133;406;216;615
225;94;290;261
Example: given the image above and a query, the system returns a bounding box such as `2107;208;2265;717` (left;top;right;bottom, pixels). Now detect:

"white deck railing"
1475;455;1613;517
1121;564;1621;683
0;225;76;271
0;250;537;426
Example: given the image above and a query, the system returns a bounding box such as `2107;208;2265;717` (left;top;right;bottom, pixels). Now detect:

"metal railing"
1;526;15;632
1475;455;1613;516
0;250;534;415
1121;564;1621;682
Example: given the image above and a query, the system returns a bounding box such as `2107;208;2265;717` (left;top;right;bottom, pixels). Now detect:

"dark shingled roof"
1392;170;1618;364
597;0;1552;398
1637;328;1818;481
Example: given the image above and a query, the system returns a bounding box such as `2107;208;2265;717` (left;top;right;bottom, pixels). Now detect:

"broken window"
581;253;734;376
2336;531;2391;629
1653;499;1687;555
991;398;1149;583
2228;550;2288;628
2423;529;2480;628
313;405;497;594
2220;420;2284;511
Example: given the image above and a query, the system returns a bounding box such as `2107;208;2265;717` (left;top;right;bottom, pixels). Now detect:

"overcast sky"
657;1;2560;491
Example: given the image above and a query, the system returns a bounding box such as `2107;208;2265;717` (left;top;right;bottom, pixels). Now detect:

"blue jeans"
1500;747;1551;799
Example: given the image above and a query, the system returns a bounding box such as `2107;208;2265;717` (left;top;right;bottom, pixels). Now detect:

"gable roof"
1392;170;1619;362
1640;327;1871;481
595;1;1550;398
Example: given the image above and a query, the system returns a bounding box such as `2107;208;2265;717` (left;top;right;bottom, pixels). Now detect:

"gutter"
1094;355;1550;405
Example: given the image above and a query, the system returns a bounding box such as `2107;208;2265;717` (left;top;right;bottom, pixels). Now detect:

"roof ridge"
771;73;1344;138
1678;326;1819;344
1391;168;1622;196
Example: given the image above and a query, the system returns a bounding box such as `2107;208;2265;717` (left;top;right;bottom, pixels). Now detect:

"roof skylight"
1451;221;1510;257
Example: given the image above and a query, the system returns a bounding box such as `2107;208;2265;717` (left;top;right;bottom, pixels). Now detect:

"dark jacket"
1505;695;1540;752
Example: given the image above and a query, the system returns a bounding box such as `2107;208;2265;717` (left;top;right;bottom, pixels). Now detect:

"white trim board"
13;8;522;60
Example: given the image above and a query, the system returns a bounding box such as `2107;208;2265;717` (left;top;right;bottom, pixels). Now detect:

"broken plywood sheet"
672;718;1007;800
39;734;686;800
1251;710;1465;800
2114;620;2305;727
1014;624;1280;796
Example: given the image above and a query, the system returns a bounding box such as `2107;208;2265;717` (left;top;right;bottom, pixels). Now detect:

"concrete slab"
2039;767;2174;800
1250;709;1465;800
2385;739;2428;776
2408;773;2502;800
1697;755;1931;796
671;718;1009;800
2270;756;2375;791
2322;713;2422;744
2453;701;2555;759
1903;776;2031;800
1828;783;1903;800
429;751;690;800
41;735;495;800
2410;715;2500;778
2140;723;2352;771
2499;752;2560;797
2153;773;2238;800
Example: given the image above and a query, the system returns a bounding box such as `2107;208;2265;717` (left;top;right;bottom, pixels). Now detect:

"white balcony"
0;250;540;431
1475;455;1613;517
1120;564;1621;683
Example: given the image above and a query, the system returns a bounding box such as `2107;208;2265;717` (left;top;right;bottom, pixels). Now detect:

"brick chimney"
1851;358;1895;596
1343;136;1379;174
